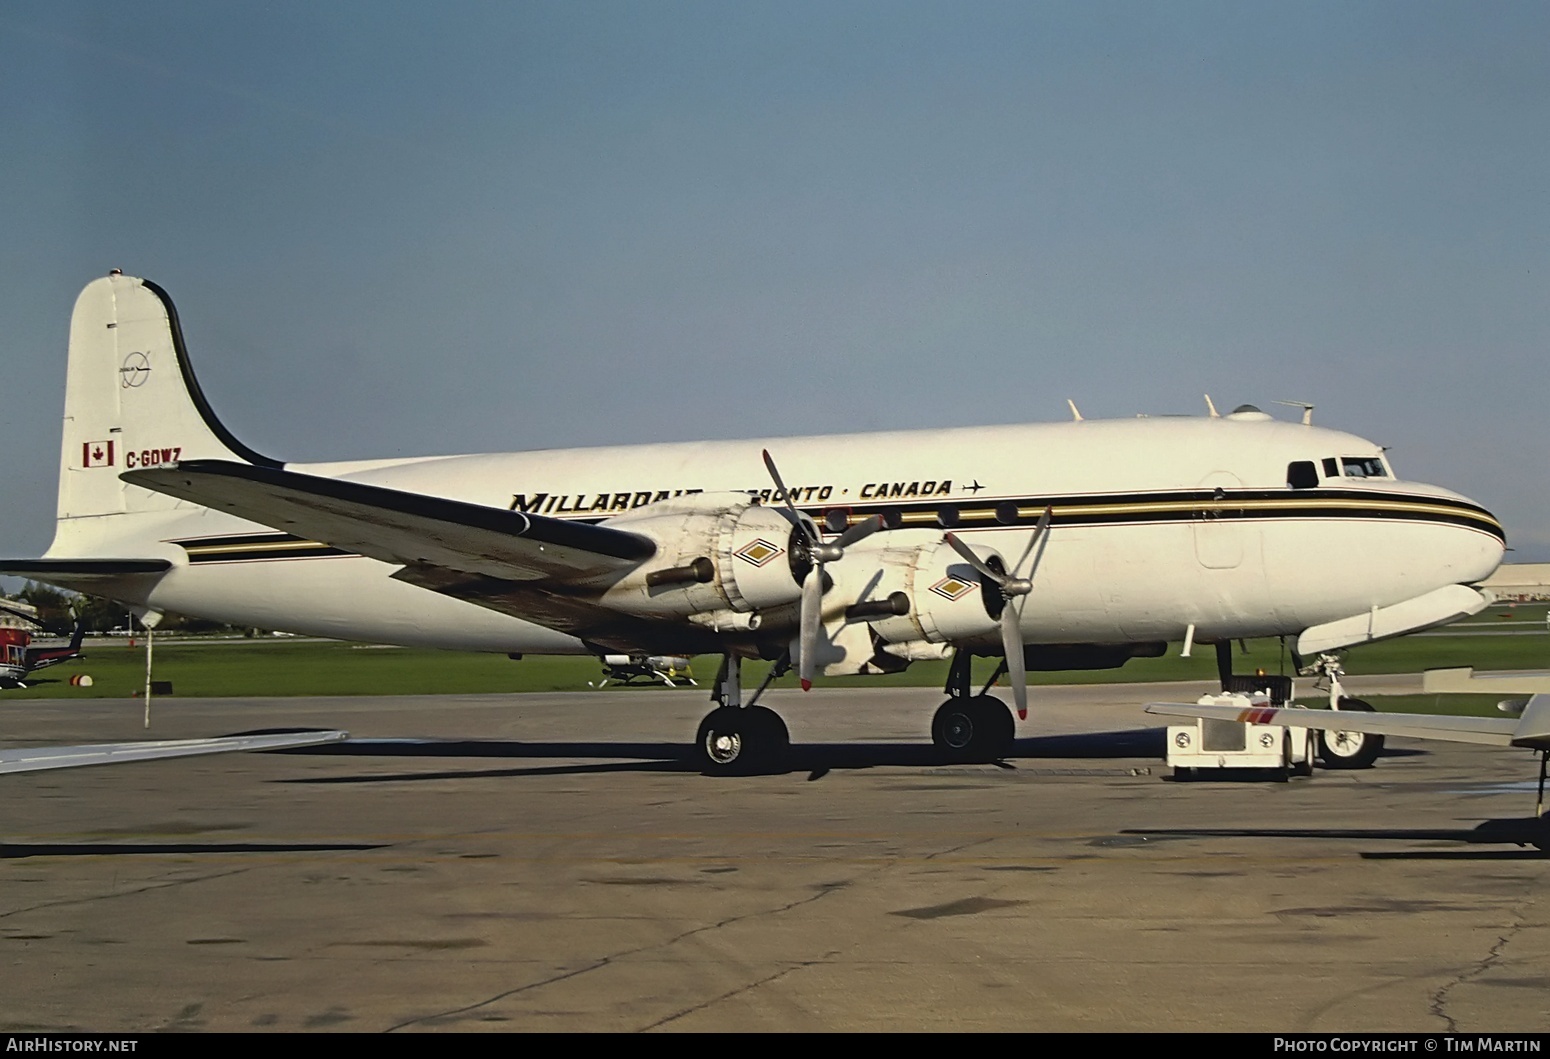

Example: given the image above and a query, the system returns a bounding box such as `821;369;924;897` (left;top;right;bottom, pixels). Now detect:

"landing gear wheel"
695;705;789;776
931;695;1014;763
1318;697;1384;770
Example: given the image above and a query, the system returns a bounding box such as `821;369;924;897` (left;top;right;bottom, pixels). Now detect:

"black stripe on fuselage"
802;487;1505;541
169;486;1503;565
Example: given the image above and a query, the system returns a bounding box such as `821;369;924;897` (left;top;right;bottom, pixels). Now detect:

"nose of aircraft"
1414;482;1506;585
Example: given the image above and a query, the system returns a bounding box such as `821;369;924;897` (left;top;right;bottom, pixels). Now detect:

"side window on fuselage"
1287;461;1318;489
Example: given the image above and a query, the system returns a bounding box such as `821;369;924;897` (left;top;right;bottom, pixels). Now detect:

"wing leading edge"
122;460;657;583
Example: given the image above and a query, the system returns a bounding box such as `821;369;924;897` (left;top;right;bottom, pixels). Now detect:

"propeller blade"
943;532;1005;585
761;449;815;543
1001;604;1027;720
798;565;823;691
1011;506;1054;576
832;514;882;550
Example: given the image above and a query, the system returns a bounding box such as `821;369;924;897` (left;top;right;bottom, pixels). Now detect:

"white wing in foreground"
0;730;349;775
1144;696;1550;750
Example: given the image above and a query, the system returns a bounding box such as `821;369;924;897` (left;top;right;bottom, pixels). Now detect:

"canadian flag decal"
82;440;115;468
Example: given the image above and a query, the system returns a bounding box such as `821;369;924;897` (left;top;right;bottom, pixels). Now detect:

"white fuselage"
51;413;1504;655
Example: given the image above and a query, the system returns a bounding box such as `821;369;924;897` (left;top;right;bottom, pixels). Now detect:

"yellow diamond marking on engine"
734;539;783;567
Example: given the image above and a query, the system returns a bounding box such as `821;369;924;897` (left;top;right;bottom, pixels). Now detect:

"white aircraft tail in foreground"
1;272;1507;773
0;730;349;776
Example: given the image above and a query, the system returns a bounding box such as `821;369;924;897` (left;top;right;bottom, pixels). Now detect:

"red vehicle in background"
0;605;85;688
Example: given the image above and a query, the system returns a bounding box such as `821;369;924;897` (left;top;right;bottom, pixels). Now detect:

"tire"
931;695;1014;763
1288;731;1315;777
1318;697;1384;770
695;705;789;775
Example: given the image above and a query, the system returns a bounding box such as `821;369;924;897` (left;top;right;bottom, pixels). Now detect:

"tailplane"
57;272;278;521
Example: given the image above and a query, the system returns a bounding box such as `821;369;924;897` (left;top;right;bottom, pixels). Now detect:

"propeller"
943;505;1053;720
762;449;882;690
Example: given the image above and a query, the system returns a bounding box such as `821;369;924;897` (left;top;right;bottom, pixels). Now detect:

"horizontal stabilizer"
1144;701;1521;748
122;460;656;582
0;559;172;594
0;730;349;775
0;558;171;578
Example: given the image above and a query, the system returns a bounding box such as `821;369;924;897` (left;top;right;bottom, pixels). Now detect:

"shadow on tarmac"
1122;820;1550;858
0;841;387;859
271;727;1168;784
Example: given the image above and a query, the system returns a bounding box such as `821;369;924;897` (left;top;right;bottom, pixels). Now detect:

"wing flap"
123;460;655;582
1144;701;1521;747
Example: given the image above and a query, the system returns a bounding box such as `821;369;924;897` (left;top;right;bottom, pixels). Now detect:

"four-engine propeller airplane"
0;273;1507;772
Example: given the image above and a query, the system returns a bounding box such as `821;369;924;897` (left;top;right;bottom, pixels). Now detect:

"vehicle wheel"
1318;697;1384;769
931;695;1013;763
695;705;788;775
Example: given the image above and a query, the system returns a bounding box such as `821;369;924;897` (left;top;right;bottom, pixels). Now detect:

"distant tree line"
10;582;253;635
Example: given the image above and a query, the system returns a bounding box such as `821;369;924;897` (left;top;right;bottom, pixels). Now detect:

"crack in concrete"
0;866;255;921
638;948;843;1031
385;880;854;1031
1430;920;1522;1033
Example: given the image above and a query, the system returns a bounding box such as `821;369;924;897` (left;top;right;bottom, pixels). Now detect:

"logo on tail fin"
119;352;151;387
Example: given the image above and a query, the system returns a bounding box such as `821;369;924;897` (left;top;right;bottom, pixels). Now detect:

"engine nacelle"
593;492;811;619
824;530;1003;648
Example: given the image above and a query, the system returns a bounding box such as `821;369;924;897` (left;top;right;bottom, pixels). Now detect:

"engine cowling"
822;530;1004;651
593;492;813;622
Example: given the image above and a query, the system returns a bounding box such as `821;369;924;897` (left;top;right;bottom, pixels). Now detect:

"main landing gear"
694;654;791;776
931;650;1015;763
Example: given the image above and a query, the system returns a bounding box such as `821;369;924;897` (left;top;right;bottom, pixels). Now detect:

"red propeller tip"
801;679;812;692
1017;709;1028;721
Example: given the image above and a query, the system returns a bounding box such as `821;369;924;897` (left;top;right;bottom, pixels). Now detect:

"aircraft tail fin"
55;273;279;523
1513;694;1550;749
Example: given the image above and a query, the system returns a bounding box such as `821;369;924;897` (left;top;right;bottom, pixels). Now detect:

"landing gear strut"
694;653;790;775
1305;653;1384;770
930;650;1014;763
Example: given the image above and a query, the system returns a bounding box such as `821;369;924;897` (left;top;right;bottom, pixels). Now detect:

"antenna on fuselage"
1066;399;1083;421
1275;400;1315;425
1203;395;1220;418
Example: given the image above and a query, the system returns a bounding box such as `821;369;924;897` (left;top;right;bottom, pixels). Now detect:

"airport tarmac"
2;678;1547;1033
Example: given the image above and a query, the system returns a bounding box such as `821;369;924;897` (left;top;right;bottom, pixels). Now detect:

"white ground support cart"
1166;674;1315;780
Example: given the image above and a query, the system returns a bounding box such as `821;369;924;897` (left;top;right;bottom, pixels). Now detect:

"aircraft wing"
1143;700;1543;749
123;460;656;583
0;729;349;775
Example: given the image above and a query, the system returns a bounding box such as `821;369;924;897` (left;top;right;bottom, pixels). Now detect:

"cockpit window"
1287;461;1318;489
1340;456;1389;478
1321;457;1339;478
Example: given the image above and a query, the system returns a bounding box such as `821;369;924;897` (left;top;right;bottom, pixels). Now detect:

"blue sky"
3;2;1548;558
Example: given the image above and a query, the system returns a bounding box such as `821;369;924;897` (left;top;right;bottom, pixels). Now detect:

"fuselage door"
1193;471;1245;570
